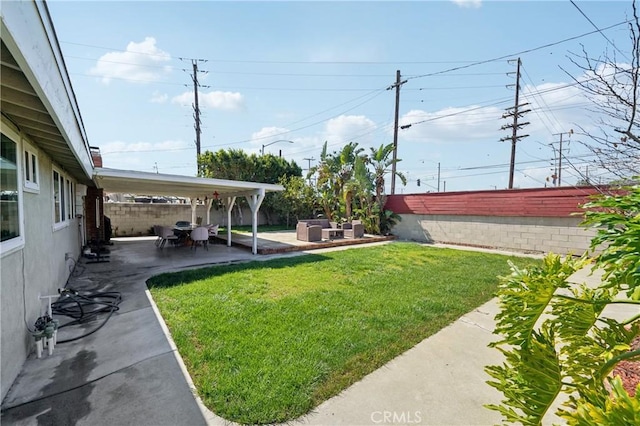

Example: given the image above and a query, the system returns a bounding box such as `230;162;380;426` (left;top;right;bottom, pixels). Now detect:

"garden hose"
51;288;122;343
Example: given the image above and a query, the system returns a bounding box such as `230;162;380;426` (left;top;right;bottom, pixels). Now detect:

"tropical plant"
368;143;406;232
311;141;367;220
486;183;640;424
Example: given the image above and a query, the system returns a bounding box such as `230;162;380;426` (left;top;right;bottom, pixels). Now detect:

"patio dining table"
173;225;196;245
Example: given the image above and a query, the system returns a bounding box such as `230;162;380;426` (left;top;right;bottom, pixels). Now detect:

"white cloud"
200;91;244;111
323;115;377;146
89;37;171;84
400;105;502;143
150;91;168;103
251;126;291;142
450;0;482;8
171;90;244;111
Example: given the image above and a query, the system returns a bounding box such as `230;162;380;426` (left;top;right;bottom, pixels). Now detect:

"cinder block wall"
392;214;596;255
104;203;265;236
385;187;608;256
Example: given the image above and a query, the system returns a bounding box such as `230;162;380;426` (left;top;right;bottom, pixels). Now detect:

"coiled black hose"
51;289;122;343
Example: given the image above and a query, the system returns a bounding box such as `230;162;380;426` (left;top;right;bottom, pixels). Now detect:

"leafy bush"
486;184;640;424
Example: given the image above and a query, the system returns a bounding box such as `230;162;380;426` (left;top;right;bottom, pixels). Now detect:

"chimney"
90;146;103;168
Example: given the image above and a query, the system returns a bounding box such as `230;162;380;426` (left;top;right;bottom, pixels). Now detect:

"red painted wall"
385;186;607;218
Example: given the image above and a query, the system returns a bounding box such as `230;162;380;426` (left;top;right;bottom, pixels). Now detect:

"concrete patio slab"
2;235;630;426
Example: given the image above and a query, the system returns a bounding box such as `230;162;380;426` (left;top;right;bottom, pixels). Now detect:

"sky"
46;0;636;193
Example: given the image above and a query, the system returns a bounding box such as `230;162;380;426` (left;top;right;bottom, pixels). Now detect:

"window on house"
53;170;76;226
23;148;39;191
53;170;61;223
1;133;20;242
66;178;74;220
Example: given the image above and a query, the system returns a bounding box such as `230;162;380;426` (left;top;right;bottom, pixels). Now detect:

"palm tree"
367;143;406;233
368;143;406;202
310;141;366;220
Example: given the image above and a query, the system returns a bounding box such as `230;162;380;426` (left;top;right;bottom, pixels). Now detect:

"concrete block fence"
104;203;264;237
385;187;607;256
391;214;595;255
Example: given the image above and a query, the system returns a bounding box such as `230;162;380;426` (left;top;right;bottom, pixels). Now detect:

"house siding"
1;1;93;400
1;133;83;401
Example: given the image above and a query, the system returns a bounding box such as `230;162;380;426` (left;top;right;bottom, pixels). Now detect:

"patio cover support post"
226;196;237;248
205;198;214;224
246;188;265;255
190;198;198;225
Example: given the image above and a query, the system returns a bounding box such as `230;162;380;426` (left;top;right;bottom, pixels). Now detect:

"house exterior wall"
1;2;93;401
1;126;83;401
385;187;605;256
104;203;266;236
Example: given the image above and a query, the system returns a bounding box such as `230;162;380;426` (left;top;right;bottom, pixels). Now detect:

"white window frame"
23;143;39;192
0;122;26;257
66;178;74;220
52;168;77;231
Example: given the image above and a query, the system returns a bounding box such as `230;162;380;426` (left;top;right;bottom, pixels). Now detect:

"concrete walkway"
2;238;628;425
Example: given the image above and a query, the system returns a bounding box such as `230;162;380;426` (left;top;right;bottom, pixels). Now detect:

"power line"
406;20;629;81
570;0;629;61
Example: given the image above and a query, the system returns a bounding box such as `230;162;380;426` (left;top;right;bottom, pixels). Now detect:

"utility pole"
181;58;209;175
552;129;573;186
387;70;407;195
500;58;530;189
303;157;316;184
437;162;441;192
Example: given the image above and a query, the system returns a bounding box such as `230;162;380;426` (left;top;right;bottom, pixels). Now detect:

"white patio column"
226;196;237;248
190;198;198;224
245;188;265;255
205;197;214;225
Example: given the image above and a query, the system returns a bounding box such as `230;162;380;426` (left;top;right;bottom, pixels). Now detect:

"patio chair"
206;224;219;243
296;222;322;242
190;226;209;251
343;220;365;239
158;226;179;248
153;225;163;247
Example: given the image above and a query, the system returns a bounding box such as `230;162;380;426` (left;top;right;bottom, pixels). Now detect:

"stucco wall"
1;144;82;401
104;203;266;237
392;214;595;255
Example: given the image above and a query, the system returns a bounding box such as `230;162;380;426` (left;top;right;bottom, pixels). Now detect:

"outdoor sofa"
296;219;364;241
296;219;339;242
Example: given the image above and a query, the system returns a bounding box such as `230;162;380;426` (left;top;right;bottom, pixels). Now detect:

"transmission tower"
500;58;530;189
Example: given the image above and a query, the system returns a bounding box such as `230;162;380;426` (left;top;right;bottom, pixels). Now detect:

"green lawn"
147;242;539;424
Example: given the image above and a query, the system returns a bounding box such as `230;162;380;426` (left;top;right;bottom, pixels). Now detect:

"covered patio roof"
93;167;284;254
93;167;283;199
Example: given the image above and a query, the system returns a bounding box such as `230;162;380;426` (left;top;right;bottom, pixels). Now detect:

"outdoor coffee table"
322;228;344;240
